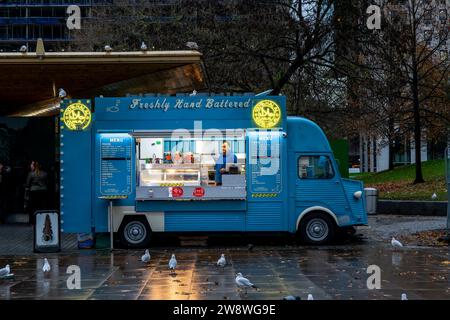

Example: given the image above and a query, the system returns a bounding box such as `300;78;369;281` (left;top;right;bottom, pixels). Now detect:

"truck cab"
287;117;367;244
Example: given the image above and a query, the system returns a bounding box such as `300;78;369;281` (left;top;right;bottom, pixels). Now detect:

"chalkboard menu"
99;134;132;197
249;131;282;194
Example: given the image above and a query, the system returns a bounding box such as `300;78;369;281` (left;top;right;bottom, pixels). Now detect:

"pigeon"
42;258;51;273
235;273;258;294
186;41;199;50
431;193;437;200
307;294;314;300
169;254;177;272
0;265;11;277
401;293;408;300
104;45;112;52
19;45;27;53
217;254;226;269
391;237;403;248
189;90;197;96
140;41;148;51
58;88;67;98
141;249;151;263
283;295;301;300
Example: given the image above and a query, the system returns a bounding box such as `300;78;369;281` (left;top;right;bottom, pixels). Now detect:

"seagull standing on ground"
140;41;148;51
169;254;177;273
19;45;27;53
141;249;151;263
391;237;403;248
283;295;301;300
235;273;258;295
307;294;314;300
401;293;408;300
217;254;226;269
42;258;51;273
0;265;11;277
104;45;112;52
431;193;437;200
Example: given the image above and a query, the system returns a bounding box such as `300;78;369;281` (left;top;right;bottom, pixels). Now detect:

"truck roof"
286;116;332;153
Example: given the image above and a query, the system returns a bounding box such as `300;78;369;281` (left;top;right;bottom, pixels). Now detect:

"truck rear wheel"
299;212;335;245
118;216;152;248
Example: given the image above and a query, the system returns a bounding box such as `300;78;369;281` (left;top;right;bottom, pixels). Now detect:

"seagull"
391;237;403;248
0;264;11;278
235;273;258;295
431;193;437;200
58;88;67;98
169;254;177;273
283;295;301;300
19;45;27;53
185;41;199;50
189;90;197;96
104;45;112;52
217;254;226;269
401;293;408;300
307;294;314;300
247;244;254;251
141;249;151;263
42;258;51;273
140;41;148;51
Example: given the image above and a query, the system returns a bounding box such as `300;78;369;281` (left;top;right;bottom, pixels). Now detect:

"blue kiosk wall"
59;100;92;233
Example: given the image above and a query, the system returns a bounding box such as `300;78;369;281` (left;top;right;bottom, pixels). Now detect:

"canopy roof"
0;47;207;116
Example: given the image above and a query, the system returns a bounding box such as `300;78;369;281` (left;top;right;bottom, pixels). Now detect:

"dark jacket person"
26;161;48;224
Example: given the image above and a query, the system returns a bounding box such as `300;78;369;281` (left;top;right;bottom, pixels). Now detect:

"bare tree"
392;0;450;183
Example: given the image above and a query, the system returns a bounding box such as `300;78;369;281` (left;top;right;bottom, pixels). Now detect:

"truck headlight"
353;191;362;199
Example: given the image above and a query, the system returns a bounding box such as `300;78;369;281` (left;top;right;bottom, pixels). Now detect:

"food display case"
139;163;201;186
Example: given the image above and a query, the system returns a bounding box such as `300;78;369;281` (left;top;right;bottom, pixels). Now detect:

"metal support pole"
109;200;114;251
446;147;450;237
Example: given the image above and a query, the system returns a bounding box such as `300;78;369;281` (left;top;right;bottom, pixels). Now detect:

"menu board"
99;134;132;197
249;131;282;194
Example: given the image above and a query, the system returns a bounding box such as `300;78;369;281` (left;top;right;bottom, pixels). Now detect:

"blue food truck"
59;94;367;247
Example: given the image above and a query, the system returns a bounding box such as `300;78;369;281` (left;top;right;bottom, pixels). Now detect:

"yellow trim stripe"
251;193;278;198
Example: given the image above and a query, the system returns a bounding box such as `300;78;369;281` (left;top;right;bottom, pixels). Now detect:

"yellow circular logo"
252;100;281;128
62;102;91;131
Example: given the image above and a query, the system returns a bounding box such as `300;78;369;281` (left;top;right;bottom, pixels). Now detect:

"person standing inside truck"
214;141;237;185
25;160;48;224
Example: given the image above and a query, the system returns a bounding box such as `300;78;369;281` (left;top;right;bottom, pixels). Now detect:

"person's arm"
25;173;31;189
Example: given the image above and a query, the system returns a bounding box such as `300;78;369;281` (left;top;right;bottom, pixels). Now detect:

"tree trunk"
388;140;395;171
388;118;395;171
412;67;425;184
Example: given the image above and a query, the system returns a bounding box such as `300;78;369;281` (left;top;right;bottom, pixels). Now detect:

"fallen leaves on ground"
367;177;446;200
398;229;449;247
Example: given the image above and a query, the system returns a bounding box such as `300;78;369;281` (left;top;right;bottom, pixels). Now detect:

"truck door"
295;154;349;220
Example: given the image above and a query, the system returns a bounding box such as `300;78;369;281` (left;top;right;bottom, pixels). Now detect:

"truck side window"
298;156;334;179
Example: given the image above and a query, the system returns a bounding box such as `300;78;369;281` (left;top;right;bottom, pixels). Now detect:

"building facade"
0;0;111;51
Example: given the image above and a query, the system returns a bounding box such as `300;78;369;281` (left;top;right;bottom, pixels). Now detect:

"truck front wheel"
118;216;152;248
299;212;335;245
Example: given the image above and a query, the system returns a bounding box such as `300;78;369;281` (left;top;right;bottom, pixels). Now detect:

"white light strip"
23;103;60;117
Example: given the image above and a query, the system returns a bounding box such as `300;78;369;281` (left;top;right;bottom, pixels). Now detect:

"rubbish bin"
33;210;61;253
364;188;378;215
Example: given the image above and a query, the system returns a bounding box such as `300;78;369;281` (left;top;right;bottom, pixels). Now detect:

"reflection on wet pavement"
1;242;449;300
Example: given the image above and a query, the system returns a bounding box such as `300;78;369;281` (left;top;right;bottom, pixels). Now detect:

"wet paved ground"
0;216;449;300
